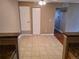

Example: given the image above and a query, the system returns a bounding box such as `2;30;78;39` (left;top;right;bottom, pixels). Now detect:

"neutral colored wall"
55;4;79;33
0;0;20;33
65;4;79;32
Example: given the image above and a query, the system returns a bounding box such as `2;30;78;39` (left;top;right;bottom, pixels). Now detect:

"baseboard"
18;34;32;39
55;28;63;33
40;34;54;35
21;31;32;34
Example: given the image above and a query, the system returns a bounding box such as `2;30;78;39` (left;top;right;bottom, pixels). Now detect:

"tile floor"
18;35;63;59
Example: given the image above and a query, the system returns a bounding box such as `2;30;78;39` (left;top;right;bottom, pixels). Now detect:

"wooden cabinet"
0;33;19;59
63;32;79;59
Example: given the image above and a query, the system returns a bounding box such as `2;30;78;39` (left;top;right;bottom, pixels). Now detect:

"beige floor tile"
32;56;41;59
40;49;48;56
40;52;48;56
20;56;31;59
47;50;54;56
48;56;57;59
26;48;30;51
24;51;32;56
18;35;63;59
32;47;39;50
40;56;48;59
32;51;40;56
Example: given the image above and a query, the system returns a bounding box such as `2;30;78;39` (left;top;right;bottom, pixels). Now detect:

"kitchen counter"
64;32;79;37
0;33;20;37
0;33;19;59
63;32;79;59
0;33;20;45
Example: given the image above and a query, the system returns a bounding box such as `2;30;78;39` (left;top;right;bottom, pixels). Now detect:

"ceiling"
18;0;79;3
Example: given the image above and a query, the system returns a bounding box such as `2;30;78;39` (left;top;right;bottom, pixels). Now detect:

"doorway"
54;8;67;44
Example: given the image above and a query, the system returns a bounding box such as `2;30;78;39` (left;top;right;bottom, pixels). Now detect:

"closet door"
19;6;31;33
32;8;41;35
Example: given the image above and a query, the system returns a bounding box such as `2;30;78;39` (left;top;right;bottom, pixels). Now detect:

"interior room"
0;0;79;59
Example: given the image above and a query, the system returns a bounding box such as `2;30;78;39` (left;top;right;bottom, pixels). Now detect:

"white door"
32;8;41;35
19;6;31;33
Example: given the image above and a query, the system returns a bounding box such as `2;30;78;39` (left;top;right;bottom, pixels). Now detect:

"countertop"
0;33;20;37
64;32;79;37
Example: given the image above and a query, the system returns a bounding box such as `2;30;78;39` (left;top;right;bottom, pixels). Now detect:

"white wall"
65;4;79;32
0;0;20;33
55;4;79;32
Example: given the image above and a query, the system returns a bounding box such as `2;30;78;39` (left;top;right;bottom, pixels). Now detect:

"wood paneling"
41;4;57;34
0;37;17;45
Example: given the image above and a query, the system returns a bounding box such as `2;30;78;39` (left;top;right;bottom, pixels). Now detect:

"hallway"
18;35;63;59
